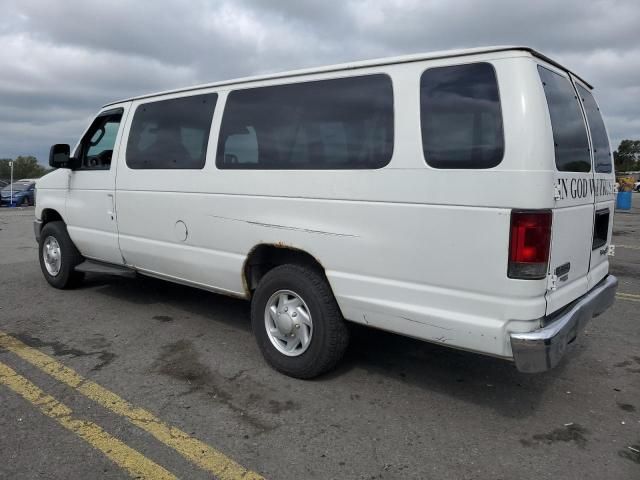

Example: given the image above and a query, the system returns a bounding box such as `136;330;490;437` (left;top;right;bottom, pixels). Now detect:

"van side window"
126;93;217;169
537;66;591;172
420;63;504;169
216;75;394;169
77;111;123;170
576;85;612;173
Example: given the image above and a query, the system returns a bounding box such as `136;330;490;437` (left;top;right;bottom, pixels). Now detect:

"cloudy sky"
1;0;638;164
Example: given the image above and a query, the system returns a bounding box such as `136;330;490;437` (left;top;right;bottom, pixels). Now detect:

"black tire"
21;197;29;207
38;221;85;289
251;264;349;379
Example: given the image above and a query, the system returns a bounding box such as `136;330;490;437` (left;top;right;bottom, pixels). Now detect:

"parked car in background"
0;180;8;189
634;181;640;192
0;181;36;207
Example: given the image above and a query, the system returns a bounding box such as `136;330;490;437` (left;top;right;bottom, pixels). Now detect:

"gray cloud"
0;0;638;163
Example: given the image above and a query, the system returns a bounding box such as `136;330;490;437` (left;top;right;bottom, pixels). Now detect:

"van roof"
104;45;590;107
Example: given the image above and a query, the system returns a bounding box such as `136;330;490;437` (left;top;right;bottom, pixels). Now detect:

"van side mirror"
49;144;78;169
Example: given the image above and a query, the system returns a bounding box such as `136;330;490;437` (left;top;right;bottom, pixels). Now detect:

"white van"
36;46;618;378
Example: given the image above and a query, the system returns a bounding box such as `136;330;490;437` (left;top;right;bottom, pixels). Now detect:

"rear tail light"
508;210;552;280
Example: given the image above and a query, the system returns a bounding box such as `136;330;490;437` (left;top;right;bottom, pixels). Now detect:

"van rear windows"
216;75;394;170
576;85;612;173
420;63;504;169
126;93;217;169
537;66;591;172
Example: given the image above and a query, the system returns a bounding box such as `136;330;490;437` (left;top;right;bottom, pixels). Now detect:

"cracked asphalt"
0;204;639;479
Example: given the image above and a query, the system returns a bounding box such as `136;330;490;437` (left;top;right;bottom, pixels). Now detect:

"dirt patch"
152;340;211;389
614;357;640;374
91;352;117;372
151;340;300;433
520;424;589;448
14;332;117;372
615;360;632;368
617;402;636;412
267;399;298;414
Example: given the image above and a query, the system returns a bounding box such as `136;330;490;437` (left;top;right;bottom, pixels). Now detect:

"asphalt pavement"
0;203;638;479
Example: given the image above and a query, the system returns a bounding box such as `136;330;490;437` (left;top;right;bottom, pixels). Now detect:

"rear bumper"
510;275;618;373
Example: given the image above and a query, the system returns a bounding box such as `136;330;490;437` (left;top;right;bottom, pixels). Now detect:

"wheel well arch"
41;208;64;226
243;244;326;296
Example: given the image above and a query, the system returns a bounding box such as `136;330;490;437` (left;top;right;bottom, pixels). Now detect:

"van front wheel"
38;221;85;289
250;264;349;379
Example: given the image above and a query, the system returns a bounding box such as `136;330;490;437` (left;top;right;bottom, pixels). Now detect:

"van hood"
35;168;70;190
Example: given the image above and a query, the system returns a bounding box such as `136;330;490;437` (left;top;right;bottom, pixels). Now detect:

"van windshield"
538;66;591;173
576;85;612;173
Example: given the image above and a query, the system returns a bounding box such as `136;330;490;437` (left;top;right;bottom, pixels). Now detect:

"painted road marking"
616;292;640;302
616;244;640;250
0;361;176;480
0;331;265;480
617;292;640;298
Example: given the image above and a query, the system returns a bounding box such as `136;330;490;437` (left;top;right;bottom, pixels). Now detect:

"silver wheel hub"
265;290;313;357
42;236;62;277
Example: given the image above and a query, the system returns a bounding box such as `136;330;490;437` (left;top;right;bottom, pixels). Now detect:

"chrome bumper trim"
510;275;618;373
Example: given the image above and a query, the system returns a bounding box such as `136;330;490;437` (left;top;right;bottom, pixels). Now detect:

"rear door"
537;65;594;314
573;81;616;287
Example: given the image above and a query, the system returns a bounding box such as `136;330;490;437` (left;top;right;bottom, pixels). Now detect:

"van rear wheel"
250;264;349;379
38;221;85;289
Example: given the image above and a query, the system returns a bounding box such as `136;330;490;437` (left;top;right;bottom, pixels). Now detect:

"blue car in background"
0;181;36;207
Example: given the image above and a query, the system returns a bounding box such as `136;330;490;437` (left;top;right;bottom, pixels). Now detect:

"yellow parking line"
617;297;640;302
0;361;176;480
0;331;264;480
617;292;640;298
616;244;640;250
616;292;640;302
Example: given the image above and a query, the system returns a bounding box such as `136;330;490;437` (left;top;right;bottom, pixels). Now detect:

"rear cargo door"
537;65;594;314
573;80;616;286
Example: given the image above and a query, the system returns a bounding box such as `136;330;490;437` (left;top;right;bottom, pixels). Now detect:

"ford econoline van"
36;46;618;378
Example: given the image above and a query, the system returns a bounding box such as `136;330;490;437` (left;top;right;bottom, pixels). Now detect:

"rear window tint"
216;74;394;170
126;93;217;169
537;66;591;172
576;85;612;173
420;62;504;169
